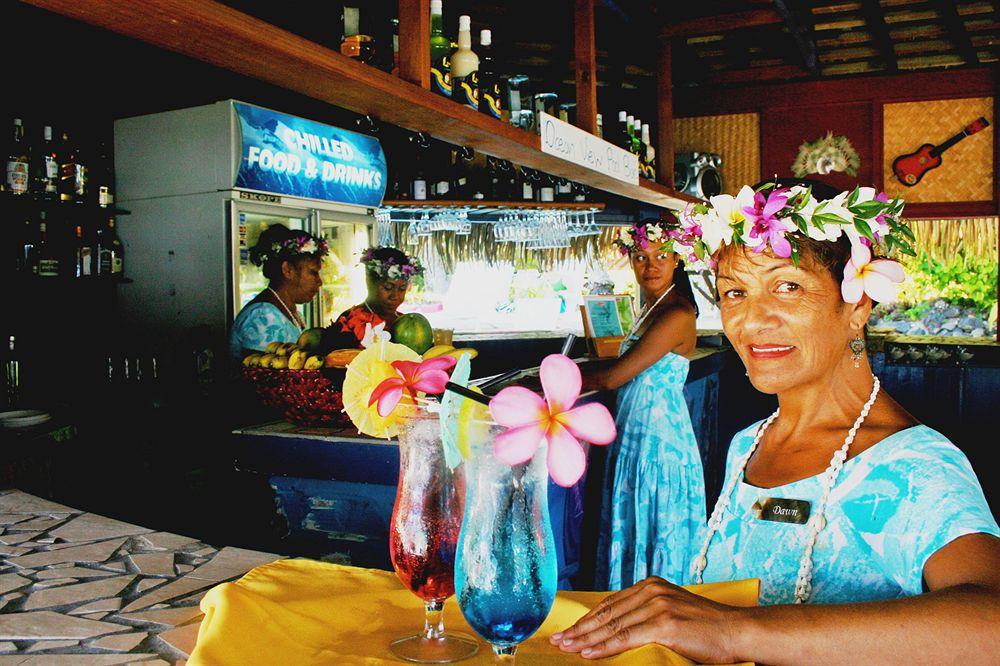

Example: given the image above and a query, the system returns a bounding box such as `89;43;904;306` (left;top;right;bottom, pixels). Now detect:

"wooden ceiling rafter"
934;0;982;65
861;0;899;71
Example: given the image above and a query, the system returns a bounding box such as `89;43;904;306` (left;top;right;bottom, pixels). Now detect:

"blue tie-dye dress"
701;422;999;604
599;335;707;590
229;301;301;363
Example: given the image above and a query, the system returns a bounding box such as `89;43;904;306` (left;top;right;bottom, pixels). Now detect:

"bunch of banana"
244;346;324;370
422;345;479;362
264;342;299;356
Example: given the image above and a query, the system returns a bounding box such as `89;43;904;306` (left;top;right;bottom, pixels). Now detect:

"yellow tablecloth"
189;559;759;665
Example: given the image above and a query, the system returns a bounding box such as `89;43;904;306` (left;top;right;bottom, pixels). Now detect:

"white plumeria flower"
360;322;391;349
789;188;843;242
646;224;663;241
699;208;735;253
300;240;317;254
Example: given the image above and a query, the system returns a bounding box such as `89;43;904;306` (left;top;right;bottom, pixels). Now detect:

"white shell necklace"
268;287;305;331
692;376;881;603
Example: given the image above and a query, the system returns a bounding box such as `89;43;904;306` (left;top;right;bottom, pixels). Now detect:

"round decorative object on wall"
791;132;861;178
674;152;723;200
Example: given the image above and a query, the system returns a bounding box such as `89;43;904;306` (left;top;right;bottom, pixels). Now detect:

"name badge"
751;497;811;525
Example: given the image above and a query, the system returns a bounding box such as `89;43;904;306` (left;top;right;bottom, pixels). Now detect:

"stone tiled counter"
0;489;281;663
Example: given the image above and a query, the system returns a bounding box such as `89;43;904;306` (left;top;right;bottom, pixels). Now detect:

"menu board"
583;295;635;339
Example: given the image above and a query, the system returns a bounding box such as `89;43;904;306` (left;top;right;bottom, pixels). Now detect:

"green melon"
297;327;325;353
390;313;435;355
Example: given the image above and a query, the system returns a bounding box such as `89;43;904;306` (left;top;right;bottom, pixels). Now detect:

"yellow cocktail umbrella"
342;340;420;438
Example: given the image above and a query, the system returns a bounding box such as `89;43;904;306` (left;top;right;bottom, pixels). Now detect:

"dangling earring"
850;334;866;369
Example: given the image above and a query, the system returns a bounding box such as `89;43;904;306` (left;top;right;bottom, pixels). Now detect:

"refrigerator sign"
233;101;387;207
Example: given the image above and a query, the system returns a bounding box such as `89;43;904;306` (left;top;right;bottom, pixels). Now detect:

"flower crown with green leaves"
249;231;329;267
618;184;915;305
361;246;425;286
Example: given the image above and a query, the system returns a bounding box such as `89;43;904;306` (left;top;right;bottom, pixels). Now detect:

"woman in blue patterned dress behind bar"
581;215;703;590
229;224;327;364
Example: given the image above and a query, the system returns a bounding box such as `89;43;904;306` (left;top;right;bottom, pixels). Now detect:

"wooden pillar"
398;0;430;89
574;0;597;134
656;38;675;187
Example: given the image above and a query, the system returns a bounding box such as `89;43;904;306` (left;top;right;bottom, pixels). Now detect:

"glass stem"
423;599;445;640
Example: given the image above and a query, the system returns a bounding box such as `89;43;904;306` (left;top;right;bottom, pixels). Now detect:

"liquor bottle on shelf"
641;123;656;180
596;113;604;139
96;217;124;277
536;174;555;202
499;160;517;200
450;15;479;110
74;223;97;278
340;3;375;64
31;125;59;199
484;156;501;199
59;131;87;203
32;214;62;278
572;182;589;202
519;167;535;201
407;132;430;200
618;111;630;150
625;114;635;152
431;142;451;199
92;140;115;207
5;118;29;196
478;29;501;119
5;335;19;409
451;146;475;199
19;214;37;273
429;0;452;98
631;117;643;156
555;177;573;202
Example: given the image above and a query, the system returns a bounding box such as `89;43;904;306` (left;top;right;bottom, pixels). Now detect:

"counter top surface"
0;489;281;663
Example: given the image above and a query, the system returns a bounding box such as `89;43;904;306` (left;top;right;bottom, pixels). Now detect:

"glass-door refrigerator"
114;99;386;360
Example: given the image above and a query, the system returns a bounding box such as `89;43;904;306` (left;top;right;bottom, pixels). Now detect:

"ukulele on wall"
892;116;990;186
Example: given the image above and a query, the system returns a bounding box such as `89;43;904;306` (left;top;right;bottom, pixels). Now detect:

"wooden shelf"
24;0;697;210
381;200;606;210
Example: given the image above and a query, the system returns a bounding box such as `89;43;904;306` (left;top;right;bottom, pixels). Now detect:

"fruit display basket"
243;367;349;428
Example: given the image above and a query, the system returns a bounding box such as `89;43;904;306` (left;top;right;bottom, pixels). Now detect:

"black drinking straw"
444;381;492;406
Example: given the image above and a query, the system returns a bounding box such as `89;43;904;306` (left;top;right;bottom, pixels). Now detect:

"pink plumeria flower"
488;354;616;487
742;188;795;258
841;243;905;304
369;356;457;417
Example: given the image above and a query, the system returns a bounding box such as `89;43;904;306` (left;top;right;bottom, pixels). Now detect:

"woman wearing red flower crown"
322;246;425;349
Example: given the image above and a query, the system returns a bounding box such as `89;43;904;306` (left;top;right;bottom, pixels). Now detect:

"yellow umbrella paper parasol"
342;340;421;438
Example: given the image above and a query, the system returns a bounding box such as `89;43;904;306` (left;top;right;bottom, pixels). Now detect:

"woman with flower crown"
322;246;425;349
581;215;704;591
551;180;1000;663
229;224;328;363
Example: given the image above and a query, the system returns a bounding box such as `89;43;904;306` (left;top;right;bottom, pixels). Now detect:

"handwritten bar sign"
233;101;387;207
538;112;639;186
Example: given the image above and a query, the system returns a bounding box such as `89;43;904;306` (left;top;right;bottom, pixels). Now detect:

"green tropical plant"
896;249;997;314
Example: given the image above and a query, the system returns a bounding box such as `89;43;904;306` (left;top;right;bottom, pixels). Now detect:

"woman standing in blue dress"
581;215;703;590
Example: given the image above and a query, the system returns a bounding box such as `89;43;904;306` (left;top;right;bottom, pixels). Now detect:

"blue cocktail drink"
455;431;558;658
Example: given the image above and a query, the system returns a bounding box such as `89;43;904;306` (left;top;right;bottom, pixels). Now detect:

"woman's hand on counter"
549;576;741;662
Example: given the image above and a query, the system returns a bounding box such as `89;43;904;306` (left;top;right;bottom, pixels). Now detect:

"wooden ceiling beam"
861;0;898;72
703;63;812;85
659;8;783;38
773;0;819;75
934;0;980;65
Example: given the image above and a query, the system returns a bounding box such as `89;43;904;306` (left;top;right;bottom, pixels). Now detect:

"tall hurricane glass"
455;428;558;659
389;410;479;663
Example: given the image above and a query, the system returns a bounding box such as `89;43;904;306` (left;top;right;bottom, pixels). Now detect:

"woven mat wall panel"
883;97;994;203
675;113;760;196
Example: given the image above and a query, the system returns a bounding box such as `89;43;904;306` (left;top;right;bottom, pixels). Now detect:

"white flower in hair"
788;186;842;242
646;224;664;241
300;240;317;254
